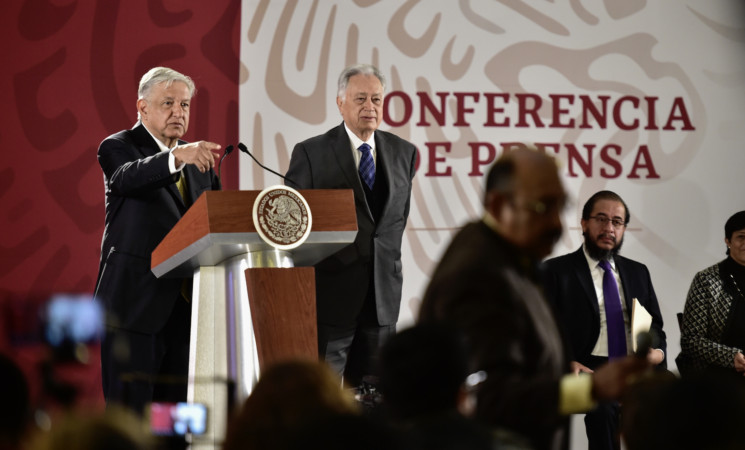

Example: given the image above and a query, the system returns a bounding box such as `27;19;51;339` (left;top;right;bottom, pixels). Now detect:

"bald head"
484;148;566;259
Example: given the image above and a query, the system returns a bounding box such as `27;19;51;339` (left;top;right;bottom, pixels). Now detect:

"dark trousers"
584;355;620;450
101;298;191;415
585;401;621;450
319;322;396;388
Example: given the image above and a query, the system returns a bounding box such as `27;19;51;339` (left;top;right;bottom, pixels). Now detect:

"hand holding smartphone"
149;402;207;436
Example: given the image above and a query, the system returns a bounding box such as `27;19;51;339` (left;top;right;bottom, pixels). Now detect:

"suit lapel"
571;247;601;315
331;124;373;220
131;123;159;158
374;132;394;220
614;256;634;312
132;124;186;211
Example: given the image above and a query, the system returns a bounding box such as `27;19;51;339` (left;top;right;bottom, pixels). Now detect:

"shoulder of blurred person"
376;323;469;421
621;371;745;450
222;359;359;450
0;353;31;450
28;407;152;450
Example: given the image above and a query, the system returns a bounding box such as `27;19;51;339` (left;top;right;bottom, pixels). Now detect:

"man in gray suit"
285;64;417;387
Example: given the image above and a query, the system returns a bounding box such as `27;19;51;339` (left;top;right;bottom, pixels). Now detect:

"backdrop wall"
238;0;745;374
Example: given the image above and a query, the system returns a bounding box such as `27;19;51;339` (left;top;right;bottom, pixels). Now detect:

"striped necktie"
358;143;375;190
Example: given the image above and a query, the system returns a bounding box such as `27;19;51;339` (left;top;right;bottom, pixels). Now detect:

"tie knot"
598;259;612;272
358;143;371;154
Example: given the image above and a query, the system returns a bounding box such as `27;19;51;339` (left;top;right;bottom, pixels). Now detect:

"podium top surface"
152;189;357;277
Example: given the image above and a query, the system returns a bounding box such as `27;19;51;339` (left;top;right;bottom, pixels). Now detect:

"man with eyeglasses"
541;190;667;450
419;153;650;450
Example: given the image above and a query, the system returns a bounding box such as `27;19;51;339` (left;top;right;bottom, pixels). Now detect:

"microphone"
237;142;297;186
217;144;234;182
634;331;654;359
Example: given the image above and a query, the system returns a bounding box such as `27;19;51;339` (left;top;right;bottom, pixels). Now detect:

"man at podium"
94;67;222;413
286;64;417;387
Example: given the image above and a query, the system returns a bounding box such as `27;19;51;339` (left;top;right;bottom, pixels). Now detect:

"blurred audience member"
377;324;470;420
677;211;745;380
287;412;400;450
28;407;152;450
376;323;515;449
418;148;649;450
0;353;31;450
222;359;360;450
621;371;745;450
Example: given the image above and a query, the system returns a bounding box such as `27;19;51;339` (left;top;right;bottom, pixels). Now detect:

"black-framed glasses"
508;195;569;216
589;215;625;229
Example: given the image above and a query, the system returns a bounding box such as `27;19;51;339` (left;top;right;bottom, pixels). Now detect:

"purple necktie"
599;260;627;358
358;143;375;190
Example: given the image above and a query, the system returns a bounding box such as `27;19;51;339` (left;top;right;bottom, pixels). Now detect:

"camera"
40;293;103;363
148;402;208;436
42;294;103;347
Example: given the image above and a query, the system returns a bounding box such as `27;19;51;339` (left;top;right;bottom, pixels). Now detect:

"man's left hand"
646;348;664;365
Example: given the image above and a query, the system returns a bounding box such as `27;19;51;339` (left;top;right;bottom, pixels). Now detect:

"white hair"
336;64;386;99
137;67;195;119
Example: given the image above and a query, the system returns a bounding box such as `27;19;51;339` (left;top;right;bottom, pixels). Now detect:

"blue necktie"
358;143;375;190
599;260;627;358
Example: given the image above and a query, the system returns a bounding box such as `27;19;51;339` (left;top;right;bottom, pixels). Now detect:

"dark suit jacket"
541;247;667;369
94;123;220;334
285;123;417;327
419;221;569;450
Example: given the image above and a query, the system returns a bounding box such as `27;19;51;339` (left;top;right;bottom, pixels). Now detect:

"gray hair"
336;64;386;99
137;67;195;119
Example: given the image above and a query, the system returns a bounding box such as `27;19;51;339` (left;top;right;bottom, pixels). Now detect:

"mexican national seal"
252;185;312;250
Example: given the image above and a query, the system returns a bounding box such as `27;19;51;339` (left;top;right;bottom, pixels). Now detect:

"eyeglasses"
589;215;625;229
509;196;568;216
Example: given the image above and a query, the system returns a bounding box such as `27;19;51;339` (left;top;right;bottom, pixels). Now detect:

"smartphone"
149;402;208;436
42;293;103;348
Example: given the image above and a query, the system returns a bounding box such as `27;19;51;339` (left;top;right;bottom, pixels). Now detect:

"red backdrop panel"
0;1;240;408
0;0;240;302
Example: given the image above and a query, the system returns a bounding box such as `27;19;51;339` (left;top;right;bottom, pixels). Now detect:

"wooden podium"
151;189;357;449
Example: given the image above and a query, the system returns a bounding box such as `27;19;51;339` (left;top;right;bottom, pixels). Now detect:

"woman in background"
678;211;745;379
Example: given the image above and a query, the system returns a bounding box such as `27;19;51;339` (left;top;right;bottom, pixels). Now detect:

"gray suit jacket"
285;123;417;327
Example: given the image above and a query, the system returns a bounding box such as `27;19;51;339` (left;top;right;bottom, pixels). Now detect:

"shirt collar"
142;123;176;152
583;243;616;271
483;211;499;233
343;122;375;152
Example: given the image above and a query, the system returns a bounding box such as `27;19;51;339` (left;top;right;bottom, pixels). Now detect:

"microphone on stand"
237;143;297;186
217;144;234;183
